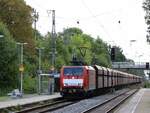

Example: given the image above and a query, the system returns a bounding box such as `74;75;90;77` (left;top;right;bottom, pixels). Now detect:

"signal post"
17;42;27;96
19;64;24;95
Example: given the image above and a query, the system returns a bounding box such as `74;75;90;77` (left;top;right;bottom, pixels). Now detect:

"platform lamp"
36;47;44;94
130;40;136;46
17;42;28;96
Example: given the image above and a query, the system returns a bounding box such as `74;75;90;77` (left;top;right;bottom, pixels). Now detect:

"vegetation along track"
82;89;138;113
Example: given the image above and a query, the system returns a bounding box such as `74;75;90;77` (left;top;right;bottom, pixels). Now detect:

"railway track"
10;89;137;113
0;97;63;113
49;88;138;113
15;99;78;113
82;89;137;113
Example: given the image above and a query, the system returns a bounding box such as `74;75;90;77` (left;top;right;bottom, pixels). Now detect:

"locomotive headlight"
64;83;68;86
78;83;83;86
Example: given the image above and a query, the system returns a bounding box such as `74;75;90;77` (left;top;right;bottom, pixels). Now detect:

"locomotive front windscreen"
63;67;83;76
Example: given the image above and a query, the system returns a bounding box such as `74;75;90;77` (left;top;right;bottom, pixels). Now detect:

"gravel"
48;89;129;113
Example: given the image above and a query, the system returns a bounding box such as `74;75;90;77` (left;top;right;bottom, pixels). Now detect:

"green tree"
57;28;112;67
143;0;150;43
38;27;126;71
0;22;18;93
0;0;35;54
113;46;126;62
91;37;111;67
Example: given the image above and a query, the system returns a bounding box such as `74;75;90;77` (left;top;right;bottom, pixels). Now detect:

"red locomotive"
60;65;142;96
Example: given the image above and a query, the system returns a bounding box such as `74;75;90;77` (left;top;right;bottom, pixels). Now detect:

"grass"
144;80;150;88
0;96;9;101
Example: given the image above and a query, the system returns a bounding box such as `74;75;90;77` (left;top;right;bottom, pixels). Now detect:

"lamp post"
130;40;136;46
36;47;44;94
33;9;39;40
129;40;136;60
17;42;27;95
138;54;143;64
47;10;56;94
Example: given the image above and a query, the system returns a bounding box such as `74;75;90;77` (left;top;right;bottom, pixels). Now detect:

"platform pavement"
0;93;61;109
115;88;150;113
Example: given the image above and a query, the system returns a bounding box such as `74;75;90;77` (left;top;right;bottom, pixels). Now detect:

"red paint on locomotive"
60;65;142;97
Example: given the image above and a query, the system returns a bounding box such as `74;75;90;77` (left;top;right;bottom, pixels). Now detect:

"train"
60;65;142;97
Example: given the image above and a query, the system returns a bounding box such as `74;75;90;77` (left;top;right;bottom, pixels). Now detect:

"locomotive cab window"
63;67;83;76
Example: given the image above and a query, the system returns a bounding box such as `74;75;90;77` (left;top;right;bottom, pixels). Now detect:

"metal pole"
38;49;41;94
21;44;23;64
34;20;37;40
36;47;44;94
39;49;41;71
17;42;27;95
20;71;23;94
52;10;56;94
33;9;39;40
38;74;41;94
20;44;23;94
47;10;56;94
51;10;56;68
47;10;56;67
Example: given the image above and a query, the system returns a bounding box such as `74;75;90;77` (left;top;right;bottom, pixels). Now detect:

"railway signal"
146;62;149;69
111;47;115;61
17;42;27;95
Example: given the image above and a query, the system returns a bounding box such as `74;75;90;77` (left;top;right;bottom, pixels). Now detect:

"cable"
81;0;111;38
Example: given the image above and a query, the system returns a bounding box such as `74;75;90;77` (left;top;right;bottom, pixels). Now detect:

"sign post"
19;64;24;95
49;66;55;94
17;42;27;96
19;64;24;72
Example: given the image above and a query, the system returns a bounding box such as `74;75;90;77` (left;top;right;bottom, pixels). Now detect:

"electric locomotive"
60;66;96;96
60;65;142;97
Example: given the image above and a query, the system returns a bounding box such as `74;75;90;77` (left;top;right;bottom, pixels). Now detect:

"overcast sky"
25;0;150;62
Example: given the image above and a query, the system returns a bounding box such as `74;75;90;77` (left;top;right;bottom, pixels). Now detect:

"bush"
0;22;18;92
0;87;14;96
23;75;37;94
144;81;150;88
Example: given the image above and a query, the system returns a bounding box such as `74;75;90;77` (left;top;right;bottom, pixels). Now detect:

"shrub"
23;75;37;93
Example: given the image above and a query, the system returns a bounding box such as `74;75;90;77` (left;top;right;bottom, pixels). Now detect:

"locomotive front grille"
62;87;84;93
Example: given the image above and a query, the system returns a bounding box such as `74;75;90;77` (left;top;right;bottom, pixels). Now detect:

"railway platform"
115;88;150;113
0;93;61;109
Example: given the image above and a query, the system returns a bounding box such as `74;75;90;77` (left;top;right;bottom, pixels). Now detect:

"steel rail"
0;97;63;113
81;89;138;113
38;101;77;113
16;99;79;113
15;99;68;113
104;90;137;113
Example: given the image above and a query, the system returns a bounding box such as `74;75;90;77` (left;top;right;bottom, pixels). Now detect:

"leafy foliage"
91;37;111;67
0;0;35;54
0;0;127;94
143;0;150;43
23;75;36;93
0;22;18;90
144;81;150;88
40;27;116;69
113;46;126;62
